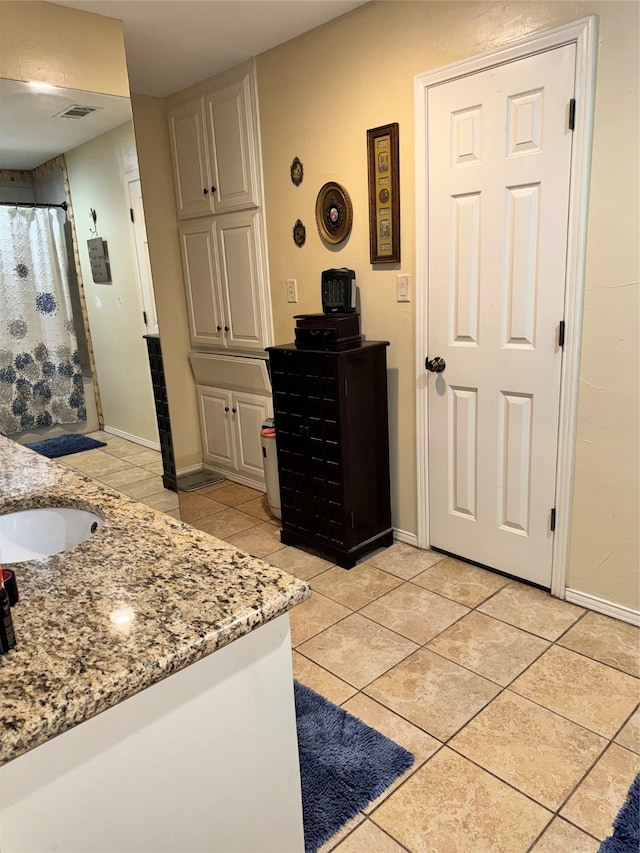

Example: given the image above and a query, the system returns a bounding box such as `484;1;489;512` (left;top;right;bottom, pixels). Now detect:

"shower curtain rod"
0;201;68;210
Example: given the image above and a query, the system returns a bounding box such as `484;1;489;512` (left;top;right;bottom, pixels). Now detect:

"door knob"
211;186;217;194
425;356;446;373
203;187;209;195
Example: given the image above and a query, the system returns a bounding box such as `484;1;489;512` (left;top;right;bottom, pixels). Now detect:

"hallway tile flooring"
64;432;639;853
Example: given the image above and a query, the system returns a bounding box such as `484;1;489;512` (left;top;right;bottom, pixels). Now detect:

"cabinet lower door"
196;385;270;487
179;222;225;349
214;210;267;352
197;386;236;471
233;392;270;485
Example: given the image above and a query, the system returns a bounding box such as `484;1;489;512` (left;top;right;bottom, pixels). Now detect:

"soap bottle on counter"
0;566;16;653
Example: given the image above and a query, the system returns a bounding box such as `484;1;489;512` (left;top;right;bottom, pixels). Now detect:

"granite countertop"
0;436;310;766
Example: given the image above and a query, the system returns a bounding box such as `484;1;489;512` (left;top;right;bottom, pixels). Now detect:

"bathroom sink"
0;507;103;564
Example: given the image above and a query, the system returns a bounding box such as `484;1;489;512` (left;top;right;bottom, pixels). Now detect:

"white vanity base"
0;615;304;852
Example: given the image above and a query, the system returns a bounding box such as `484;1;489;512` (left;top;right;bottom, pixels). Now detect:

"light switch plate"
397;274;411;302
286;278;298;303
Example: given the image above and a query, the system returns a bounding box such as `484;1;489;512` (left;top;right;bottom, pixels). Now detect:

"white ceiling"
0;1;367;170
50;1;369;98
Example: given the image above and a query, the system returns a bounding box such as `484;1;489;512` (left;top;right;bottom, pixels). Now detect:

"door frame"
414;16;598;597
124;168;159;335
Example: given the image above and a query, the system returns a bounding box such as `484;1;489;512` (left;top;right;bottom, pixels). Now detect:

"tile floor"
64;432;640;853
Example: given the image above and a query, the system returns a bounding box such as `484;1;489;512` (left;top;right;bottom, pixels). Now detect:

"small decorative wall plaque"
315;182;353;245
290;157;303;186
87;237;111;283
367;123;400;264
293;219;306;247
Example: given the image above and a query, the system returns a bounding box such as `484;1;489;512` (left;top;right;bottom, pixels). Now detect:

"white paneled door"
426;44;576;586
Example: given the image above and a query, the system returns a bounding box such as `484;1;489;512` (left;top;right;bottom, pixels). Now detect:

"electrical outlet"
286;278;298;303
397;274;411;302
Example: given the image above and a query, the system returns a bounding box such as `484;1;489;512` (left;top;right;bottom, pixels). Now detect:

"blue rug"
295;680;415;853
24;434;107;459
599;773;640;853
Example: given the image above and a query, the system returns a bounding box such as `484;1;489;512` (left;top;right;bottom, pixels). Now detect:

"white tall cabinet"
167;61;273;489
168;75;260;218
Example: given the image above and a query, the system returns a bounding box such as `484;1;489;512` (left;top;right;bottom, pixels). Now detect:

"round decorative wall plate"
315;182;353;245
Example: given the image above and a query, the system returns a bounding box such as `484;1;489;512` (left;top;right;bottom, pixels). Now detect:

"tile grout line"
291;565;637;848
83;453;637;852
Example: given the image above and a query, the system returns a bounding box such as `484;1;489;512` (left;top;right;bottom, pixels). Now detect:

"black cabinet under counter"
144;334;177;492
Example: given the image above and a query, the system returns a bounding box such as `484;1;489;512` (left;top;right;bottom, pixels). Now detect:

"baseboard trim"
564;588;640;627
393;528;418;547
104;426;160;451
176;464;204;478
203;466;266;494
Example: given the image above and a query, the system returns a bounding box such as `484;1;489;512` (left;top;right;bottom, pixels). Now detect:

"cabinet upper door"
168;99;215;219
204;76;259;213
179;222;225;348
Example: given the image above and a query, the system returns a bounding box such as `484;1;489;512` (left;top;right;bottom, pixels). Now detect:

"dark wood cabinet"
144;334;177;492
267;341;392;568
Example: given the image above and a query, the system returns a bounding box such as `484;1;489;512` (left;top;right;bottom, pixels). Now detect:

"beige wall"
0;0;128;95
5;0;635;609
256;1;639;610
130;94;202;470
65;122;159;445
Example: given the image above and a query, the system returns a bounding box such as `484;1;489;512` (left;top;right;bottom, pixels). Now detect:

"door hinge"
143;310;148;326
550;508;556;532
558;320;565;348
130;208;135;223
568;99;576;131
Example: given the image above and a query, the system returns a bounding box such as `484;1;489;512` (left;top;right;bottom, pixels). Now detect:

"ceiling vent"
54;105;102;120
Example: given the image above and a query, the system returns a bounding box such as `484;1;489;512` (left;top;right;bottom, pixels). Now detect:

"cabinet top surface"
0;436;309;766
267;340;390;355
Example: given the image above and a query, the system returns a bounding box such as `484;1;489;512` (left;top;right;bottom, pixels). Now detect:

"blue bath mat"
599;773;640;853
295;680;414;853
24;434;107;459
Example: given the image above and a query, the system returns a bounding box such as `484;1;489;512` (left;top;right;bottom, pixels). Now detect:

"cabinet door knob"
211;186;216;194
203;187;209;195
224;326;229;332
216;325;222;332
224;406;230;412
231;407;237;414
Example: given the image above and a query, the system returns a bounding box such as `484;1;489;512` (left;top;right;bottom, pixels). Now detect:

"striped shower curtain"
0;206;85;435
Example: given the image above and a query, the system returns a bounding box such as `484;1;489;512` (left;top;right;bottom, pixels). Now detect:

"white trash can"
261;427;281;520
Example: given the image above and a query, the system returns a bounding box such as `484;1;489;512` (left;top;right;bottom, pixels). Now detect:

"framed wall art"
367;122;400;264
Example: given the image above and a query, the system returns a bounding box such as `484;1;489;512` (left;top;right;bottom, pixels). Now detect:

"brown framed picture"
367;123;400;264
